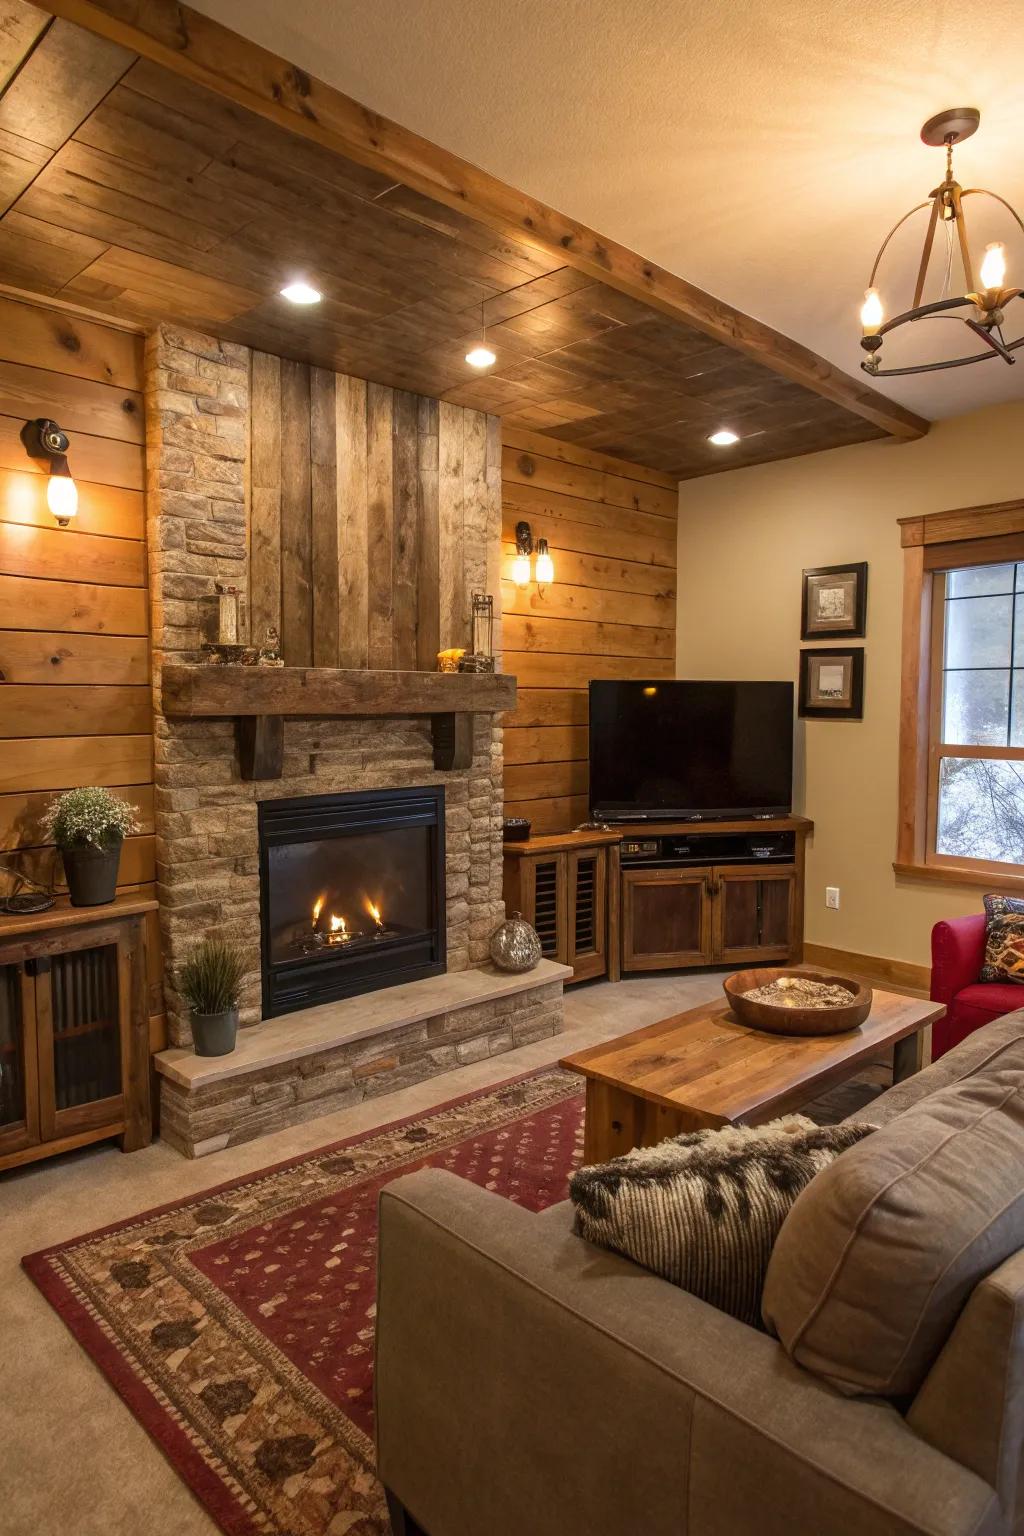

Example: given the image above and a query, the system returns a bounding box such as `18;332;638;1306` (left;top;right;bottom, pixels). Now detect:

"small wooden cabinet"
0;896;154;1173
503;833;618;984
622;864;797;971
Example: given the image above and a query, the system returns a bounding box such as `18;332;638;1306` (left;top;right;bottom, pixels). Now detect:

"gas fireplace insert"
258;786;446;1018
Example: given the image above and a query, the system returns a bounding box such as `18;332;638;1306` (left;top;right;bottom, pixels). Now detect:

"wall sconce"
512;520;555;591
22;418;78;526
512;520;533;587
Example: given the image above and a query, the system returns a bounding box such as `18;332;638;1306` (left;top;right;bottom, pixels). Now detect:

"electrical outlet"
825;886;840;910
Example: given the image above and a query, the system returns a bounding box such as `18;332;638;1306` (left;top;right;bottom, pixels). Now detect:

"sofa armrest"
931;914;987;1004
376;1169;999;1536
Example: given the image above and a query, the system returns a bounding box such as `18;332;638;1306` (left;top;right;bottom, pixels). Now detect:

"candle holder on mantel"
202;583;259;664
459;593;495;673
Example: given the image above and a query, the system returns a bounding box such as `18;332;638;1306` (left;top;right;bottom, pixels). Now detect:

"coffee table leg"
893;1030;925;1084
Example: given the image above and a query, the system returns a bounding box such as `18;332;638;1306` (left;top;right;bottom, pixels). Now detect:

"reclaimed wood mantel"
160;665;517;779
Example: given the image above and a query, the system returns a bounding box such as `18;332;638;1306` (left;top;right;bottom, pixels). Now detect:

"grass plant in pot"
179;938;246;1057
42;787;139;907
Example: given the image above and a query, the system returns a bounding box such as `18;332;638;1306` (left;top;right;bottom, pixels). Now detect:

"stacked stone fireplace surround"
145;326;564;1155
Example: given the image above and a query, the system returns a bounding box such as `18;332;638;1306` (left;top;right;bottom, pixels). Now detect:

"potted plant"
42;786;139;907
179;938;246;1057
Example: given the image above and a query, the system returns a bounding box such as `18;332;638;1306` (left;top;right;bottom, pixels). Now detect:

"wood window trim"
897;498;1024;889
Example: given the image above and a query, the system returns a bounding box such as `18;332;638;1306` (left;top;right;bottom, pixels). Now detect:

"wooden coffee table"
561;989;945;1163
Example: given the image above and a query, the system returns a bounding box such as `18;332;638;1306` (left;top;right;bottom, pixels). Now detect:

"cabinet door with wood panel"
0;962;39;1161
712;865;796;965
566;849;607;982
621;867;713;971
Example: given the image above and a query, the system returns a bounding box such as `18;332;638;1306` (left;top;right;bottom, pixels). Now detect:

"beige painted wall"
676;401;1024;969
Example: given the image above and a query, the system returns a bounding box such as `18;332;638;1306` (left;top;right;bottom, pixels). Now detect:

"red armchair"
930;913;1024;1059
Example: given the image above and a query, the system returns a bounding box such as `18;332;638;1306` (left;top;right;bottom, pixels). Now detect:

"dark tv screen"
589;680;793;820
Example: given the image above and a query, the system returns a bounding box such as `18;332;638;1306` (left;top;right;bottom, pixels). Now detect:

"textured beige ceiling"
191;0;1024;423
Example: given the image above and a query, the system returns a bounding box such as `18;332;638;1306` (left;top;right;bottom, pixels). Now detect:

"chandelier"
859;108;1022;377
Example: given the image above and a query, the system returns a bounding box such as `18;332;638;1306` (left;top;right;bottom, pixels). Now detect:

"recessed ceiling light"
708;428;740;447
465;344;496;369
280;281;322;305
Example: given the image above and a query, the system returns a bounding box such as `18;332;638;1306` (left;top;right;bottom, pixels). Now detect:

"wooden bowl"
723;967;872;1037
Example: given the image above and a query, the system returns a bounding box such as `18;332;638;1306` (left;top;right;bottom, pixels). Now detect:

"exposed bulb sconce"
513;520;534;587
512;520;555;590
22;418;78;526
535;537;554;589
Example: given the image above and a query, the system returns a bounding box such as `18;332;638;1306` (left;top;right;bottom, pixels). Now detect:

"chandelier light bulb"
980;242;1008;292
465;344;496;369
47;469;78;526
860;288;884;335
535;539;554;587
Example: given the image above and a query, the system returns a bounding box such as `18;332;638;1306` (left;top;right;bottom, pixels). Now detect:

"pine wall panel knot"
145;327;505;1046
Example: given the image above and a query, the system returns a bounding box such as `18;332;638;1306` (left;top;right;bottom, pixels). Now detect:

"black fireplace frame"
258;785;446;1018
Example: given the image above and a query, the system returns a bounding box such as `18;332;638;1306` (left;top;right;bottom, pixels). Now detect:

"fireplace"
258;787;446;1018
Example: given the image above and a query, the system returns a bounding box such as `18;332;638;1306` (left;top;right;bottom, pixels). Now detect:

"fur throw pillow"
981;893;1024;984
570;1116;875;1327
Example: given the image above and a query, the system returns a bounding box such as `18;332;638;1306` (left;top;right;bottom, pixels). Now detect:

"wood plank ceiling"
0;5;891;478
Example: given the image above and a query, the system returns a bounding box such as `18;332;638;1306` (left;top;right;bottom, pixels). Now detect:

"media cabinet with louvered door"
0;895;154;1172
502;818;812;984
502;831;621;984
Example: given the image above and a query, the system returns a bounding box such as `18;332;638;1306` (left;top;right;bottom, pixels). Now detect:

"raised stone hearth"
156;961;569;1157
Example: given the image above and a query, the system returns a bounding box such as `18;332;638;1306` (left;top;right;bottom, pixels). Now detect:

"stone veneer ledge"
157;966;569;1158
145;326;508;1048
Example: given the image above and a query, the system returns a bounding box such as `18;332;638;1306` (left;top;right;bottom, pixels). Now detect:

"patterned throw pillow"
981;893;1024;983
570;1116;874;1327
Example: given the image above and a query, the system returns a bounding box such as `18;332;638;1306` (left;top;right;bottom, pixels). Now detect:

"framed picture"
799;648;865;719
801;562;868;639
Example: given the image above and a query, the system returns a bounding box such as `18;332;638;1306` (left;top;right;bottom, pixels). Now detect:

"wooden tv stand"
502;816;812;985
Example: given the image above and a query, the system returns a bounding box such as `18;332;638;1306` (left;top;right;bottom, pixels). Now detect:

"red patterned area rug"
24;1067;584;1536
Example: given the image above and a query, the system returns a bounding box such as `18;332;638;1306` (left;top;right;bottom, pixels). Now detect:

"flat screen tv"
589;679;793;821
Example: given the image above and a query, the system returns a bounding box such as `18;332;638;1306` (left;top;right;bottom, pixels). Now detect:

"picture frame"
801;561;868;639
799;647;865;719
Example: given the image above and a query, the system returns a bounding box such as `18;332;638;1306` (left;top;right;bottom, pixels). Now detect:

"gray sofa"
375;1016;1024;1536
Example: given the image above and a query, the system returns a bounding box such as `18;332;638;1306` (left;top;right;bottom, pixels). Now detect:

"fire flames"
310;893;385;944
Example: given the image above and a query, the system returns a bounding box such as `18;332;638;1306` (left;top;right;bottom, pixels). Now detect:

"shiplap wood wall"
0;293;160;1019
249;351;500;667
502;429;678;834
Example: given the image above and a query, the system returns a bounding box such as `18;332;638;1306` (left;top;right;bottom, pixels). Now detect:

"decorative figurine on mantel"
437;647;465;672
459;593;496;673
259;626;284;667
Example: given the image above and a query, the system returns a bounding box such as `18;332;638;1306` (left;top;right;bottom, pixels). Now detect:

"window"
932;562;1024;867
897;501;1024;889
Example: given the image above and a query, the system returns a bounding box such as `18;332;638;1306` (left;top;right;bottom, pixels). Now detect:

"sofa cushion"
981;894;1024;983
955;981;1024;1020
846;1010;1024;1128
762;1041;1024;1397
570;1116;873;1328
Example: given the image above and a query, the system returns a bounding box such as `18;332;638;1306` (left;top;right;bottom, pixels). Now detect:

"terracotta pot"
191;1007;239;1057
61;834;122;907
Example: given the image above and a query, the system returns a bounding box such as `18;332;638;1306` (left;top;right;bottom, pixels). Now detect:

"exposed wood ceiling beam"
28;0;928;443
